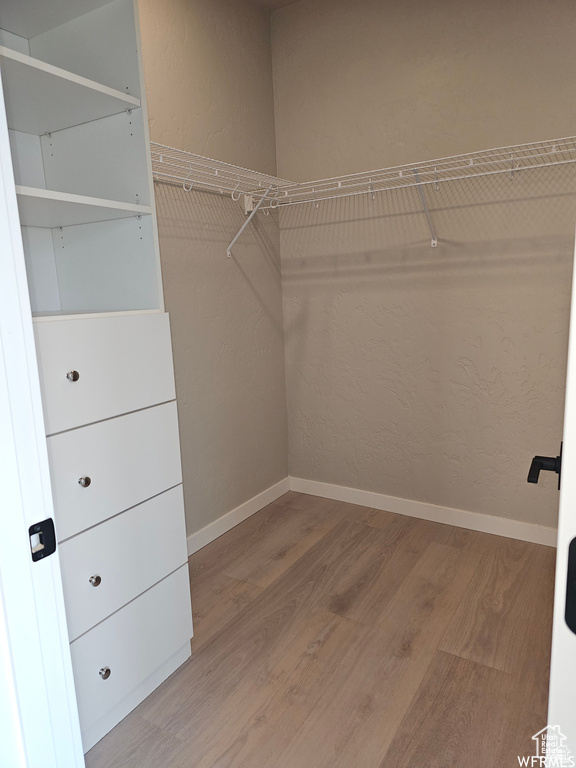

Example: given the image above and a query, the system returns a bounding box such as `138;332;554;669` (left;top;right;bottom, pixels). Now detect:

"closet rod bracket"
413;169;438;248
227;185;275;258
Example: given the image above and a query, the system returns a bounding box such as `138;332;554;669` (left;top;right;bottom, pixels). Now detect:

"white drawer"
34;313;176;435
48;401;182;541
59;486;187;642
70;566;193;743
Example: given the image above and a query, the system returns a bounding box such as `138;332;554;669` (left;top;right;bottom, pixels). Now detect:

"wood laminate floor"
86;491;556;768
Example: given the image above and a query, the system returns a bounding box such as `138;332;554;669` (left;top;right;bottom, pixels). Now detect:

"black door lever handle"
528;456;559;483
527;443;562;489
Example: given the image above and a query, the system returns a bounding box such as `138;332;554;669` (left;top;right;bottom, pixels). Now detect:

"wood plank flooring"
85;491;556;768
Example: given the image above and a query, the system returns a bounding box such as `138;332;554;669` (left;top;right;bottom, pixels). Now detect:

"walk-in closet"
1;0;576;766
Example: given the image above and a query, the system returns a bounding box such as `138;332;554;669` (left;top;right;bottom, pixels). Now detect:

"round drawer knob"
66;370;80;382
89;575;102;587
99;667;111;680
78;476;91;488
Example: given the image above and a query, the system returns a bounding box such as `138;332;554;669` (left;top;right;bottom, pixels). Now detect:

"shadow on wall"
152;183;288;534
281;166;576;286
280;164;576;527
155;183;283;331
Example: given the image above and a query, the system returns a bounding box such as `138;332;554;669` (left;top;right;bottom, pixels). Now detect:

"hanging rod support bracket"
413;169;438;248
227;185;275;258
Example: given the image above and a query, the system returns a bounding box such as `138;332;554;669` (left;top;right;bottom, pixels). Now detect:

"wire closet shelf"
150;142;292;198
151;136;576;209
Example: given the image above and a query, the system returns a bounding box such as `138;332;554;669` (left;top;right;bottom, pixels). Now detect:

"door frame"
0;67;84;768
547;225;576;749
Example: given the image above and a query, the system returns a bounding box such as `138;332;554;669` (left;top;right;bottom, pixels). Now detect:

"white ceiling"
250;0;303;11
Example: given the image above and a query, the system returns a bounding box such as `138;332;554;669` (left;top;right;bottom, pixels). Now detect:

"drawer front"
48;401;182;541
34;313;176;435
70;566;193;737
59;485;187;642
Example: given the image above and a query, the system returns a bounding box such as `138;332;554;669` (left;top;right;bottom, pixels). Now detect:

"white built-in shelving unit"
1;0;162;316
0;0;192;754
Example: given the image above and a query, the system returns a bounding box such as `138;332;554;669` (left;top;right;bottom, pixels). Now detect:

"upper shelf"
16;186;151;228
150;142;291;198
0;46;140;135
151;136;576;210
270;136;576;208
0;0;114;39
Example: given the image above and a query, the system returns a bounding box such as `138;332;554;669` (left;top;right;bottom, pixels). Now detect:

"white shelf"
150;142;291;196
16;186;151;228
0;0;114;39
32;309;162;322
0;46;140;135
152;136;576;209
268;136;576;208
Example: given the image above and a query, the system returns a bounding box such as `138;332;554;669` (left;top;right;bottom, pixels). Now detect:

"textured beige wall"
139;0;288;535
139;0;277;174
272;0;576;180
273;0;576;527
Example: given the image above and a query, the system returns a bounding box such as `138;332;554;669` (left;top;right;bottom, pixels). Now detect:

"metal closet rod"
152;135;576;206
150;135;576;254
150;142;291;196
265;157;576;208
260;136;576;207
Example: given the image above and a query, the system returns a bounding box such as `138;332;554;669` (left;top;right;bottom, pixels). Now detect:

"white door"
548;229;576;759
0;67;84;768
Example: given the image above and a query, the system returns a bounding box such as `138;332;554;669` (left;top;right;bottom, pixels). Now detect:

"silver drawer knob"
89;575;102;587
99;667;111;680
66;370;80;382
78;476;91;488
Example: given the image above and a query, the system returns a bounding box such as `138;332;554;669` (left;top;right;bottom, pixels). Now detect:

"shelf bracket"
227;185;275;258
412;169;438;247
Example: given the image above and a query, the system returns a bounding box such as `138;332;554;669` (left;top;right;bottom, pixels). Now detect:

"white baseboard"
187;477;290;556
289;477;558;548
